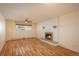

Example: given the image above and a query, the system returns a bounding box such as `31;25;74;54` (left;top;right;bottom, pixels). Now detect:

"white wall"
6;20;37;40
59;11;79;52
37;18;59;42
0;13;6;52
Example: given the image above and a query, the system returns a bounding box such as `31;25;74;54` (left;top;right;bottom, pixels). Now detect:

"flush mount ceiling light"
25;18;32;23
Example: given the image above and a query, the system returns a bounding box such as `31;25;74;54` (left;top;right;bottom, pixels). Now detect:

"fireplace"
45;32;53;40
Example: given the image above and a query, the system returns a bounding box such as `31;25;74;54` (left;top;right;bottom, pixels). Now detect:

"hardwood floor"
0;38;79;56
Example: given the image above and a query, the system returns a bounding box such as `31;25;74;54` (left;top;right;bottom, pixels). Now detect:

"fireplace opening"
45;32;53;40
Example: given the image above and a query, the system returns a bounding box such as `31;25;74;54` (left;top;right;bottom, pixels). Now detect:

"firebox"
45;32;53;40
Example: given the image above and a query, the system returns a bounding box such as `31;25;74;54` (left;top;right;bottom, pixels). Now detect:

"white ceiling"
0;3;79;23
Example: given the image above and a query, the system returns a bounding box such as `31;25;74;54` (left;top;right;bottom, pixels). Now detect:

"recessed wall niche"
42;26;45;29
52;25;57;29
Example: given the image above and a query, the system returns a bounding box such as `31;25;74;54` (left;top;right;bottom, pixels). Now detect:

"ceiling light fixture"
25;20;28;23
25;19;32;23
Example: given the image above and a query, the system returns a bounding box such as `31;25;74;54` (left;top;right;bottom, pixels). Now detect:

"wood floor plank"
0;38;79;56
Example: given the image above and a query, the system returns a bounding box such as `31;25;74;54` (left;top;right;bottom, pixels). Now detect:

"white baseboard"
39;39;59;46
59;43;79;53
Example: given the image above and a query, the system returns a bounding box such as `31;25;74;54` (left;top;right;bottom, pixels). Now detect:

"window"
16;25;32;30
